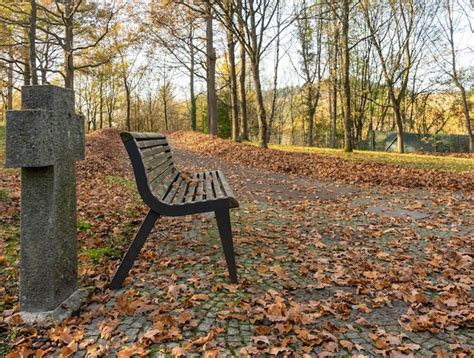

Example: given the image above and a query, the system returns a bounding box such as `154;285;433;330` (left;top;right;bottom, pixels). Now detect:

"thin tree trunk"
391;94;405;153
458;84;473;152
189;26;197;131
250;59;268;148
307;86;315;146
331;54;338;148
124;78;131;131
206;4;218;135
237;0;248;140
99;78;103;129
23;28;31;85
226;1;239;141
29;0;38;85
163;88;169;131
248;0;267;148
7;48;13;109
64;0;74;89
341;0;353;152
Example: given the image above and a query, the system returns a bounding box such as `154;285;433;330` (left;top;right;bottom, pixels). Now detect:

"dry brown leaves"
169;131;474;192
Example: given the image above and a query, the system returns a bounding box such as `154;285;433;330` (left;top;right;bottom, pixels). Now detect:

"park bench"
110;132;239;289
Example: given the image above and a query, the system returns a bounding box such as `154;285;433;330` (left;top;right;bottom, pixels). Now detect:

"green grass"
256;142;473;173
106;175;136;189
0;122;5;162
82;247;120;263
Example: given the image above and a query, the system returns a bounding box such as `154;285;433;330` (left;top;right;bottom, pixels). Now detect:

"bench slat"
141;150;172;164
203;172;213;201
143;154;172;171
195;173;204;202
149;165;176;198
147;158;174;178
128;132;166;140
147;158;174;182
210;171;224;199
141;145;171;160
137;139;168;149
185;173;198;203
162;174;182;203
217;170;235;199
174;179;189;204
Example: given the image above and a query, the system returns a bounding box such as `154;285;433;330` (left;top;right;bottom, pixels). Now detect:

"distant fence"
269;130;470;153
357;131;470;153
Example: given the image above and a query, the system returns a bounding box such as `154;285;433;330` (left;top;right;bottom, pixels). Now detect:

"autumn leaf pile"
1;129;473;357
169;131;474;192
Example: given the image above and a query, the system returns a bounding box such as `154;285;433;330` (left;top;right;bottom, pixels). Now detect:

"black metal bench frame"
109;132;239;289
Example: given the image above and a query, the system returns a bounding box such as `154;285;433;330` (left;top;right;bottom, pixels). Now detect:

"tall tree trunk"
29;0;38;85
163;89;169;131
64;0;74;89
250;59;268;148
124;78;131;131
206;4;218;135
390;94;405;153
189;25;197;131
7;48;13;109
99;78;103;129
330;9;339;148
341;0;353;152
307;85;315;146
237;0;248;140
248;0;267;148
227;22;239;141
23;28;31;85
267;3;281;144
457;84;473;152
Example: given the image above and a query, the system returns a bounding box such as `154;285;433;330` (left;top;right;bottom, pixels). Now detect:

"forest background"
0;0;473;153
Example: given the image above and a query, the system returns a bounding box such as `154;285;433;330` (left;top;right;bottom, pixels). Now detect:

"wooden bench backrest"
121;132;178;201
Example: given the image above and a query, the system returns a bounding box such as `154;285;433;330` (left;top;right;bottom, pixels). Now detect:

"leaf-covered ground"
169;131;474;191
0;129;473;357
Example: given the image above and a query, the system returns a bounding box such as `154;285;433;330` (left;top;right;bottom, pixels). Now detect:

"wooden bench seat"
109;132;239;289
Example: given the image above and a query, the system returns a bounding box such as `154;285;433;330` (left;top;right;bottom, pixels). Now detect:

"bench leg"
109;210;160;290
215;207;238;284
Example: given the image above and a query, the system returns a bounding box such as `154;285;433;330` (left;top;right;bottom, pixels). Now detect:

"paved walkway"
36;149;474;357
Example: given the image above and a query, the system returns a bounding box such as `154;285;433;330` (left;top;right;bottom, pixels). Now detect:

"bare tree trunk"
206;4;218;135
267;2;282;144
189;25;197;131
124;77;131;131
163;86;169;131
331;61;338;148
23;28;31;85
250;59;268;148
237;0;248;140
99;77;103;129
226;1;239;141
341;0;353;152
29;0;38;85
248;0;267;148
64;0;74;89
307;86;315;146
446;1;473;151
458;84;473;152
7;48;13;109
393;103;405;153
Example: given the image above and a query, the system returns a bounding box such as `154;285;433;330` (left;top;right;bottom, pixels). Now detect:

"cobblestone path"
68;149;473;357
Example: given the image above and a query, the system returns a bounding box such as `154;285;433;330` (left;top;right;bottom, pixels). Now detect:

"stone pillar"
5;85;86;321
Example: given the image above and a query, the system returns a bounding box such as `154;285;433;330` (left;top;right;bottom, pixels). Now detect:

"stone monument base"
5;288;90;327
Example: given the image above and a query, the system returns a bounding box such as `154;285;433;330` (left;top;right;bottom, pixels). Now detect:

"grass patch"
82;247;120;263
0;188;10;203
259;143;473;173
78;219;92;232
106;175;135;189
0;122;5;162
